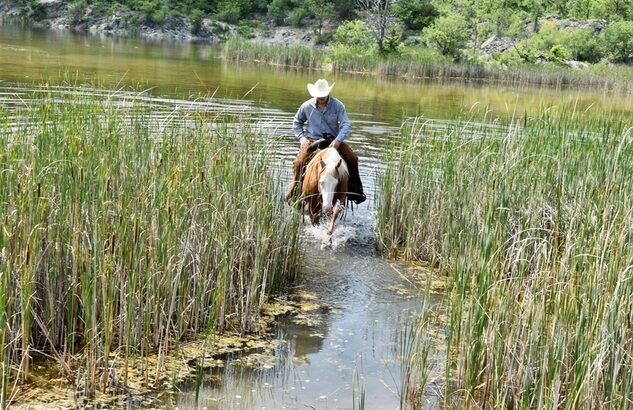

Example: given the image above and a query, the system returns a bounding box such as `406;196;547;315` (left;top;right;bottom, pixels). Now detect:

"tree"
394;0;438;30
332;0;356;19
305;0;335;36
268;0;292;25
356;0;398;55
422;13;470;59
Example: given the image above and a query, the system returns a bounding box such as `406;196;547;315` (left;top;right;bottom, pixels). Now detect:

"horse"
301;146;349;245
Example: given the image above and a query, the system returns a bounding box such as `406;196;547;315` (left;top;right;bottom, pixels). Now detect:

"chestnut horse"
301;147;349;243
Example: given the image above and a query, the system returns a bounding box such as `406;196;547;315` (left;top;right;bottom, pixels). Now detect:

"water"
170;209;444;409
1;22;631;409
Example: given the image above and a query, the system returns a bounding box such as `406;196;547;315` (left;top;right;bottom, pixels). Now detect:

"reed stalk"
0;87;302;402
377;110;632;407
222;39;633;94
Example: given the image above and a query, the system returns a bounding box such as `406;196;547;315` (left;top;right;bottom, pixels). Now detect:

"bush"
383;27;405;55
602;21;633;63
565;28;605;63
288;7;307;27
421;13;470;60
494;43;537;65
548;44;572;64
530;21;569;54
333;20;374;49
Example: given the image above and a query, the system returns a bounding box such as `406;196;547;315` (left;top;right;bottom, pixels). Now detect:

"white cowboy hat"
307;79;335;98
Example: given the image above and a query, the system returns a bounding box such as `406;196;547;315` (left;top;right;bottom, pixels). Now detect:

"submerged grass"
377;110;632;407
0;88;302;404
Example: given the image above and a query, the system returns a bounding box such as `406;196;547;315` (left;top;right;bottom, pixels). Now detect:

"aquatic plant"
0;88;302;403
223;38;324;68
377;110;633;407
223;39;633;94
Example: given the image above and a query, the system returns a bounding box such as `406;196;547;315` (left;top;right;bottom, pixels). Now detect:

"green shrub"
383;27;405;55
495;42;537;65
334;20;374;49
288;7;307;27
548;44;571;63
602;21;633;63
565;27;605;63
530;21;569;54
237;21;256;38
421;13;470;60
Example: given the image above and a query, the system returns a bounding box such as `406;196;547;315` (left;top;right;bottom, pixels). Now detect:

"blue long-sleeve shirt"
293;96;351;143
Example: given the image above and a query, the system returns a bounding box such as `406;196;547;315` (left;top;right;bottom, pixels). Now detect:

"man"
286;79;366;205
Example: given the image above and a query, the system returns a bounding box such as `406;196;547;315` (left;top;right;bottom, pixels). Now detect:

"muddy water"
174;216;440;410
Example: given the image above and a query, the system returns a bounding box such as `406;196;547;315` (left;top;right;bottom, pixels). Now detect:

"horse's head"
302;147;349;229
319;158;341;216
318;149;349;217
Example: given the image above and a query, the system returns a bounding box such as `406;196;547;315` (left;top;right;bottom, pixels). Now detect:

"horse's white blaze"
302;147;349;240
320;173;338;213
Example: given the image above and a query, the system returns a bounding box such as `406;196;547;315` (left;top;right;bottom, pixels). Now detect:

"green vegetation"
0;88;302;403
376;111;632;406
5;0;632;63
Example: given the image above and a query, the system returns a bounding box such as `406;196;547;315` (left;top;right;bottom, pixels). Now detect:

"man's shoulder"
300;98;315;109
329;97;346;109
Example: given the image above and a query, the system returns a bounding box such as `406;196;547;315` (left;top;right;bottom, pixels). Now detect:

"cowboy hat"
307;79;335;98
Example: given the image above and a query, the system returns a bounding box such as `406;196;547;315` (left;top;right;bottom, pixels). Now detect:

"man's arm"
334;101;351;143
293;105;308;142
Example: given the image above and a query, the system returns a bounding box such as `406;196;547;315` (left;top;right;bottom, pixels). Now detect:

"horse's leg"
326;201;342;236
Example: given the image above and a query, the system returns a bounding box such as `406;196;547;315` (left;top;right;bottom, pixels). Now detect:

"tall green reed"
222;39;633;94
377;111;632;407
0;88;302;402
223;38;324;68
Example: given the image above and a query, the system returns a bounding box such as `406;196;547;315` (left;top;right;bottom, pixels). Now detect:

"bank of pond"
0;87;631;408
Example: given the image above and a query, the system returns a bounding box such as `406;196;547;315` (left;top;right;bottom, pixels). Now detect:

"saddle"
307;137;333;153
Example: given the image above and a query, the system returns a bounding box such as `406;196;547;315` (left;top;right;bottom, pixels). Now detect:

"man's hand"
300;137;311;149
329;139;341;149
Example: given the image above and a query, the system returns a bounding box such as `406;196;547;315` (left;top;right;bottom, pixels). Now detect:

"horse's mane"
305;148;349;183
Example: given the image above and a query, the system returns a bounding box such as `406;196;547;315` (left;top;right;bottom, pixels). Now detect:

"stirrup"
351;193;366;205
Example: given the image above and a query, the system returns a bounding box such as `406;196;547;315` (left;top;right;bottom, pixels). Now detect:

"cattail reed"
377;111;632;407
0;87;302;403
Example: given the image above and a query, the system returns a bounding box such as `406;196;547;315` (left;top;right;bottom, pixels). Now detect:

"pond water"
1;22;632;409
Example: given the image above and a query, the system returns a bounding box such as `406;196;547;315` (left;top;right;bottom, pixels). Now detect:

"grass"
376;110;633;407
0;87;302;403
